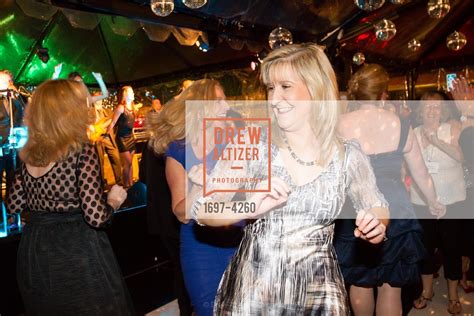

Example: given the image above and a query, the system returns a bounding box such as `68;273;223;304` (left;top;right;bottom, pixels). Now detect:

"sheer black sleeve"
77;144;114;227
7;167;28;214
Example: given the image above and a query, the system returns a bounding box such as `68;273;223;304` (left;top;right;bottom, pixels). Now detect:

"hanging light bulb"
352;52;366;65
374;19;397;41
408;38;421;52
427;0;450;19
354;0;385;11
268;27;293;50
182;0;207;9
150;0;174;17
446;31;467;51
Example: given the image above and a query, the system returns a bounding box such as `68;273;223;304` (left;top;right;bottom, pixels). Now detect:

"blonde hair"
261;43;341;166
148;79;223;154
117;86;134;106
20;80;94;166
347;64;389;102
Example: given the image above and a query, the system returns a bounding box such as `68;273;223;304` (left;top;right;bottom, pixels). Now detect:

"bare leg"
413;274;434;309
120;151;133;188
128;150;135;187
448;279;459;300
461;256;470;289
350;285;374;316
376;283;402;316
447;279;462;314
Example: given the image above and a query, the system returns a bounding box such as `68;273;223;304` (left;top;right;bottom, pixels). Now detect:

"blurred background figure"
336;64;443;316
451;77;474;293
151;98;162;113
0;70;24;206
149;79;241;316
109;86;137;188
90;91;123;187
411;91;465;314
140;108;193;316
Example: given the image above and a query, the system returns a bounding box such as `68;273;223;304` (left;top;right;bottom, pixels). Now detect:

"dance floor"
410;268;474;315
144;269;474;315
104;151;474;316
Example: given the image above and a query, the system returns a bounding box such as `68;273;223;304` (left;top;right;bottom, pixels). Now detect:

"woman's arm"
90;72;109;103
346;142;389;244
78;145;117;227
6;169;28;214
51;63;62;79
165;157;190;224
190;177;289;227
106;105;124;134
404;128;446;217
404;128;438;203
424;123;463;162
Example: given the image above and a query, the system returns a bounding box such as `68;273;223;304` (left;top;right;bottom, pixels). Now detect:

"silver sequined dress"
193;134;387;315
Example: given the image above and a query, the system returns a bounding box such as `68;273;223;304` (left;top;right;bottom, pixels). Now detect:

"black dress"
7;143;134;315
335;118;425;287
116;107;136;153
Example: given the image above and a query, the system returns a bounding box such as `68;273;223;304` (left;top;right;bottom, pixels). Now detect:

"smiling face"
266;64;312;132
421;99;443;125
209;84;229;129
213;85;229;118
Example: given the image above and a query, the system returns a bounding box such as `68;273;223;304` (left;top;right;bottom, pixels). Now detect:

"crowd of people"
0;41;473;315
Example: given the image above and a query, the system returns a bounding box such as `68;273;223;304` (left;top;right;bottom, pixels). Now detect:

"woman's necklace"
281;132;317;167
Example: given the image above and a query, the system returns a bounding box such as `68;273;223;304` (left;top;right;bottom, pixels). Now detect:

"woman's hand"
428;200;446;219
188;163;204;186
422;128;440;146
107;185;128;210
451;76;474;101
248;177;290;218
354;210;387;244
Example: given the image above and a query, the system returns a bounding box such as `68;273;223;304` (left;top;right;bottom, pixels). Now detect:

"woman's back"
10;143;112;227
339;106;402;155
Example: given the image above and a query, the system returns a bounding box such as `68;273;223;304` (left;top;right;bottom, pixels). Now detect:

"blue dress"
165;140;241;316
334;118;425;287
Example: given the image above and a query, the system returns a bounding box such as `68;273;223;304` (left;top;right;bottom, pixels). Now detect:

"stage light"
36;46;49;63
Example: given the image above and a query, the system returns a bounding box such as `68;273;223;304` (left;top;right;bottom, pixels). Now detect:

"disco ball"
268;27;293;50
354;0;385;11
182;0;207;9
352;52;366;66
150;0;174;17
408;38;421;52
374;19;397;41
427;0;450;19
446;31;467;51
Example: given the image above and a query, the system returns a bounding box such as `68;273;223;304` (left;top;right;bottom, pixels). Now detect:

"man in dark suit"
92;95;123;186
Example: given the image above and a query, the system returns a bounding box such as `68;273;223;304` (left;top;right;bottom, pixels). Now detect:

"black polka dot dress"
7;143;134;315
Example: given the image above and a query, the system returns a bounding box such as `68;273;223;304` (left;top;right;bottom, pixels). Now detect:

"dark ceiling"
1;0;473;86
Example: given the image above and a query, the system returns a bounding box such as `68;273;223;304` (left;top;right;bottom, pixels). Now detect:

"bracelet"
191;196;207;226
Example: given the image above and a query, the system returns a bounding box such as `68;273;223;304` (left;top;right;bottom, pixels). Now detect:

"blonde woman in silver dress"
190;43;389;315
